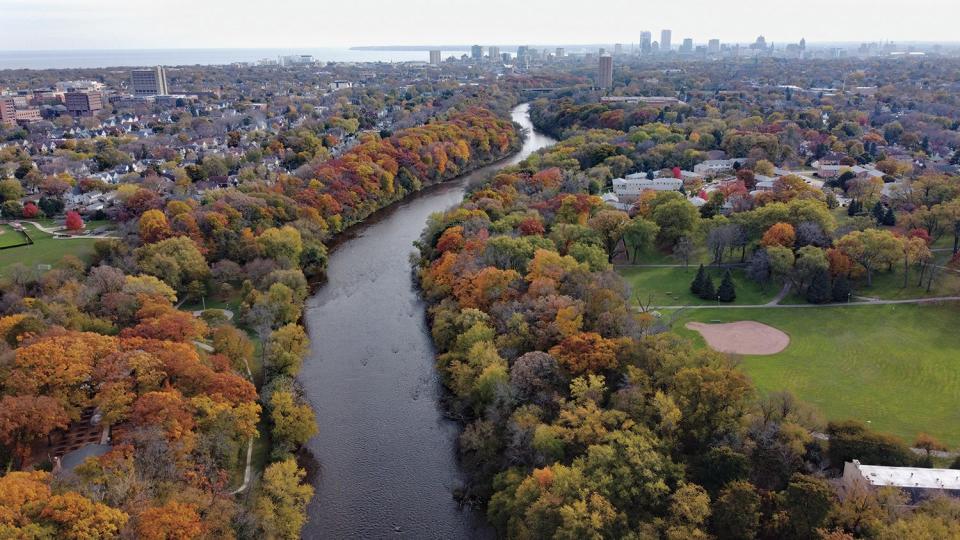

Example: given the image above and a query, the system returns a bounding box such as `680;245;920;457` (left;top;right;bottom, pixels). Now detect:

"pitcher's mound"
686;321;790;355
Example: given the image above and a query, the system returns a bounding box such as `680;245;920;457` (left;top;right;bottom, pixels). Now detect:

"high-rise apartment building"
471;45;483;60
488;46;500;62
640;31;652;54
660;29;672;52
708;39;721;54
598;55;613;89
681;38;694;53
131;66;168;96
0;98;15;127
555;47;564;57
429;50;442;65
614;43;623;55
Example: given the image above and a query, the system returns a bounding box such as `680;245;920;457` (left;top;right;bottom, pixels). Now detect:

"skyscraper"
614;43;623;55
555;47;565;57
131;66;168;96
708;39;721;54
488;46;500;62
429;50;442;65
517;46;529;66
681;38;694;53
640;31;652;54
660;29;672;52
598;54;613;89
471;45;483;60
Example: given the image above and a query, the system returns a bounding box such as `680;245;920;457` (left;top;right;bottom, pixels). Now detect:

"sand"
686;321;790;355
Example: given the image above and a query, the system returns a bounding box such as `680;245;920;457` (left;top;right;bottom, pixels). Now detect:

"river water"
298;103;556;539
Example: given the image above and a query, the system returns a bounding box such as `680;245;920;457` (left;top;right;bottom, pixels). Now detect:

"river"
298;103;556;539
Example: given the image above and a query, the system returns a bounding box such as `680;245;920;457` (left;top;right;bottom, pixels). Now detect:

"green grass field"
619;265;778;306
0;223;100;277
674;304;960;446
0;225;30;248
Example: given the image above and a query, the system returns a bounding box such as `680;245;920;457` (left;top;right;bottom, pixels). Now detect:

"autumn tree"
135;501;204;540
761;222;796;248
270;389;317;456
549;332;618;375
265;323;310;376
138;209;171;244
836;229;901;286
256;459;314;540
65;210;84;231
0;395;70;466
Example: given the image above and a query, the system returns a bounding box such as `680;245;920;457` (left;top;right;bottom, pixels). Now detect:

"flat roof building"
660;29;672;52
131;66;168;97
843;460;960;501
598;55;613;90
65;91;104;117
429;50;442;65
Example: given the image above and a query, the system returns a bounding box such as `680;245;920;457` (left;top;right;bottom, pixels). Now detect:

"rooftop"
850;460;960;491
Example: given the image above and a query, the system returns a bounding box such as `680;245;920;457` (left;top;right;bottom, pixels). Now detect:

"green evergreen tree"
690;264;707;296
872;201;886;224
831;275;852;303
883;207;897;226
806;268;832;304
699;274;716;301
718;269;736;302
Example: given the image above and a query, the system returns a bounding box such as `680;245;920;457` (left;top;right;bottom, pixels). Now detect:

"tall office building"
429;50;442;65
131;66;168;96
640;31;652;54
681;38;694;53
708;39;721;54
471;45;483;60
614;43;623;55
516;46;529;66
488;46;500;62
555;47;564;57
65;91;104;117
660;30;672;52
598;54;613;89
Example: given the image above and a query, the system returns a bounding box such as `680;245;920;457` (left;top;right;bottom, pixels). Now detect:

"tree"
665;482;711;540
266;324;310;376
831;275;852;303
135;236;210;292
40;492;129;539
690;264;707;296
747;249;773;291
587;210;630;261
135;501;204;540
900;236;931;289
806;268;833;304
827;420;913;467
836;229;902;287
0;395;70;466
22;201;39;218
672;236;695;268
212;325;254;376
270;390;317;455
622;217;659;263
256;459;314;540
548;332;618;375
717;270;736;302
781;473;834;540
65;210;84;231
0;178;24;202
257;226;303;267
761;222;796;248
652;199;699;247
138;209;171;243
711;481;761;540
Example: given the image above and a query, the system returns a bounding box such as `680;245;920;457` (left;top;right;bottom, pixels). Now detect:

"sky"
2;0;958;50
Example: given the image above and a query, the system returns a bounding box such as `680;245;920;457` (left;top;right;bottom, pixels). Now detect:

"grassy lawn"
674;304;960;446
0;225;30;248
619;265;777;306
0;223;100;277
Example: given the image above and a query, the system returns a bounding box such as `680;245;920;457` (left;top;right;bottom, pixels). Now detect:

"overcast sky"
2;0;958;50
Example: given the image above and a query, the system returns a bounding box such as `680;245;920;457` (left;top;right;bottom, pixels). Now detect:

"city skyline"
2;0;958;50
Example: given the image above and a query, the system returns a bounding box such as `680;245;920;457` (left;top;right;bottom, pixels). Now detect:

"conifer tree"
690;264;706;296
806;268;832;304
699;274;716;301
718;269;736;302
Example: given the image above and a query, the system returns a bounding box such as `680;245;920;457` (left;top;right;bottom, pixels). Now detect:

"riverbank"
298;103;555;538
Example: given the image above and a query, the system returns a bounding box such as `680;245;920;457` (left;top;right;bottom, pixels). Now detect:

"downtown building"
597;54;613;90
131;66;169;96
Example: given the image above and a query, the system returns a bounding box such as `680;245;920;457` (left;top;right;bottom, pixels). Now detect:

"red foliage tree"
65;211;84;231
22;202;39;218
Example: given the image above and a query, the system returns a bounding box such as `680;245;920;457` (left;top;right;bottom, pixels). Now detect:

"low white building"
612;174;683;199
694;158;748;176
843;460;960;500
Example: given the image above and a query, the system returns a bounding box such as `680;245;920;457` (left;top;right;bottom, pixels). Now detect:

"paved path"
648;295;960;310
766;283;792;306
22;221;119;239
